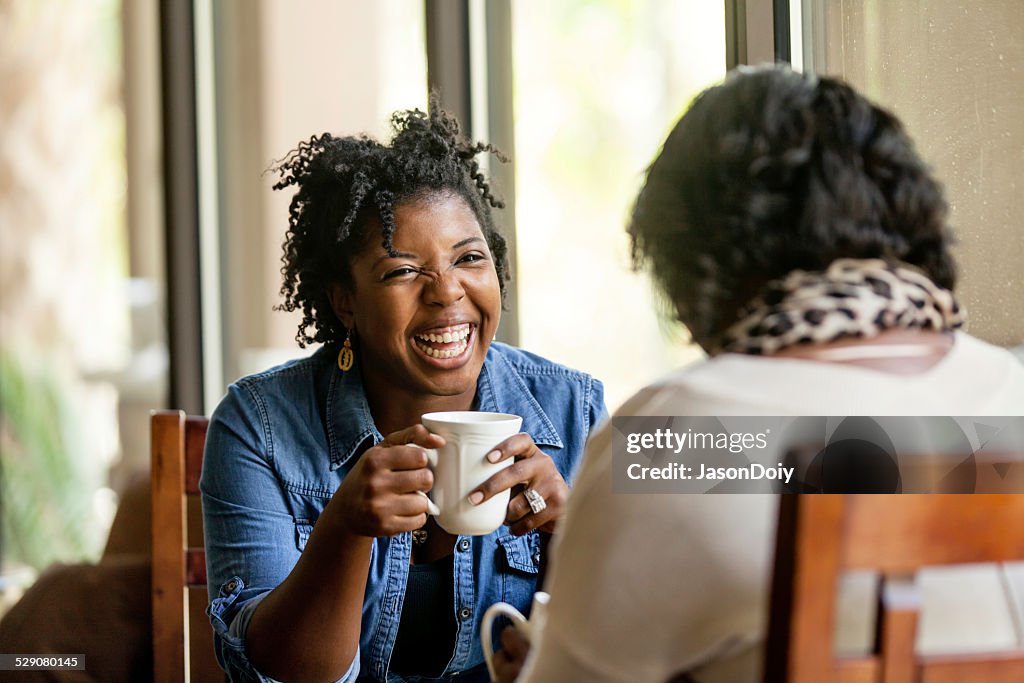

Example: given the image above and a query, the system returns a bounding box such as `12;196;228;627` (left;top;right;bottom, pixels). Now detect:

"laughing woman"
200;103;606;683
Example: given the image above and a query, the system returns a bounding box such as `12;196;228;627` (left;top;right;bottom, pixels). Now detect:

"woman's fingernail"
486;450;501;463
469;491;484;505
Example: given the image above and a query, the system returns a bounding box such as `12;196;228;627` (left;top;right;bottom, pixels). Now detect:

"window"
1;0;139;591
512;1;726;409
210;0;429;385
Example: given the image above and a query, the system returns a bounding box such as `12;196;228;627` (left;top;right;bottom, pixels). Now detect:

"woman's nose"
423;270;466;306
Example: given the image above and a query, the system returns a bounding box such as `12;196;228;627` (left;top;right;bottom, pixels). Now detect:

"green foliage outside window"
0;347;99;571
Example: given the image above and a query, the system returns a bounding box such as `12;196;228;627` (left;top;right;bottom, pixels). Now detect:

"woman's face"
331;192;502;400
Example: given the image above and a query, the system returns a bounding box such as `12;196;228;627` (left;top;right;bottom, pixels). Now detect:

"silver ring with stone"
523;487;547;515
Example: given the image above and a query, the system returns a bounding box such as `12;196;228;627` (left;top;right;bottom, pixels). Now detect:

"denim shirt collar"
325;344;565;471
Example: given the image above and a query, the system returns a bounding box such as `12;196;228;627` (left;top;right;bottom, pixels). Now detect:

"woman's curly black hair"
272;96;508;347
629;65;957;345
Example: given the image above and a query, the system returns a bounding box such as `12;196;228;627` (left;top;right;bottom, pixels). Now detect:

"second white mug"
481;591;550;682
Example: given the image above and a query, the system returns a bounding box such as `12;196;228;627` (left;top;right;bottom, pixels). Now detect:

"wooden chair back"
765;494;1024;683
151;410;221;682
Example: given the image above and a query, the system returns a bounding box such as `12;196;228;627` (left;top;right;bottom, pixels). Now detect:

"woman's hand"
469;433;568;535
492;625;531;683
330;425;444;537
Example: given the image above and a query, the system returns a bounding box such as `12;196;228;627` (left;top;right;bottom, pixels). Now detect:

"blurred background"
0;0;1021;618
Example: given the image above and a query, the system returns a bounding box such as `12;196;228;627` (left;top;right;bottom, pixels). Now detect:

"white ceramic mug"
481;592;550;682
419;411;523;536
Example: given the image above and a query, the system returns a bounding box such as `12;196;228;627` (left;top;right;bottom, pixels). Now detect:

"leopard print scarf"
716;259;965;355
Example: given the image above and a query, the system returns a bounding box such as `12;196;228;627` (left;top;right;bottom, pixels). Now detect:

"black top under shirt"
389;554;457;676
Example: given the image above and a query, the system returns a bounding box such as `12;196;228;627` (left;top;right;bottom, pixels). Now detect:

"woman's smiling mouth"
412;323;475;363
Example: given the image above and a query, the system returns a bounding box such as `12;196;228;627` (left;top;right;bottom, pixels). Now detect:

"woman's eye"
383;266;419;280
457;252;486;265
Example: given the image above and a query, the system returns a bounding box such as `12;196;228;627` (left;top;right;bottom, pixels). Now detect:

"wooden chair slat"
843;495;1024;571
919;652;1024;683
834;657;879;683
151;410;187;683
186;547;207;588
765;494;845;682
185;416;208;495
876;578;920;683
152;410;217;682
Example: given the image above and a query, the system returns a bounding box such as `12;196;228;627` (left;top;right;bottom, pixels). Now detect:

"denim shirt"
201;342;606;683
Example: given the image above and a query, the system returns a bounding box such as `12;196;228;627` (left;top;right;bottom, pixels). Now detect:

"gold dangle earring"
337;330;354;372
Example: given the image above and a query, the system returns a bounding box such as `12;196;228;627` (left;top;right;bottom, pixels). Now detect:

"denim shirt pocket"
496;532;541;610
497;532;541;574
295;519;314;551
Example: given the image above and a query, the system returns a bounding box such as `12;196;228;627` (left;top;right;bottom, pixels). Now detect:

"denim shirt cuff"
211;587;360;682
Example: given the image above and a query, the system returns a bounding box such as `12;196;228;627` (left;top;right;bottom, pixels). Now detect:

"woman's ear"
328;284;355;331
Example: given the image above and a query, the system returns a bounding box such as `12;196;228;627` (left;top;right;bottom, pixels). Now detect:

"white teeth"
412;323;472;360
415;324;471;344
415;339;469;359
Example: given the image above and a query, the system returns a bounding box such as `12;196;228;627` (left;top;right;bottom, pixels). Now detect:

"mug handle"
417;448;441;516
482;602;528;682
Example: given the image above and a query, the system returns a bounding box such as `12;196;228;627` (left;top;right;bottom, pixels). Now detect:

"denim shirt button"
457;538;470;552
458;607;472;620
225;579;238;592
